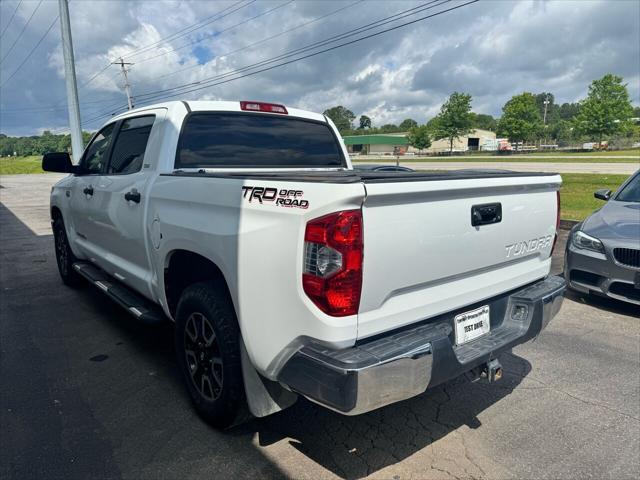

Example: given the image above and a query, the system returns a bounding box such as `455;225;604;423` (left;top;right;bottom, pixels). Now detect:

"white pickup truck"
43;100;565;427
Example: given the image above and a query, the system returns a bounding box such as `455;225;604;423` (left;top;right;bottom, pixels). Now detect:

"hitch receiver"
480;359;503;383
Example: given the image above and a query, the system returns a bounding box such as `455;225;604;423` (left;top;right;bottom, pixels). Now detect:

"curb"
560;219;579;231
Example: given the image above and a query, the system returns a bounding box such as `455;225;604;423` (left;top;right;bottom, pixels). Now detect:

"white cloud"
0;0;638;136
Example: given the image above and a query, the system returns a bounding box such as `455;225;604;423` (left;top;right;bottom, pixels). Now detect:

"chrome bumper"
278;276;565;415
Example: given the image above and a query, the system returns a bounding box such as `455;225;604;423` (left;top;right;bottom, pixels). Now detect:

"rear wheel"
174;282;244;428
53;216;82;287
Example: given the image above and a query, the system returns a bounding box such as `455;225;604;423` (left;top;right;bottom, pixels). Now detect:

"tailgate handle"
471;203;502;227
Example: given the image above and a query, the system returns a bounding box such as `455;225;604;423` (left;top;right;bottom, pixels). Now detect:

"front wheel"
53;217;82;287
174;282;245;428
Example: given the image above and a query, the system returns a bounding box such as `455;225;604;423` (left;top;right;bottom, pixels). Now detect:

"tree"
558;102;581;121
470;113;497;131
358;115;372;129
379;123;400;133
323;106;355;132
398;118;418;131
432;92;474;153
406;125;431;152
498;92;543;150
574;74;634;143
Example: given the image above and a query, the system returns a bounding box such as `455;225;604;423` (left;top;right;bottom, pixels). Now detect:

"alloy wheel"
184;312;223;401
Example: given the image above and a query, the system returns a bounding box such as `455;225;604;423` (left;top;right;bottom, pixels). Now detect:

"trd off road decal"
241;186;309;209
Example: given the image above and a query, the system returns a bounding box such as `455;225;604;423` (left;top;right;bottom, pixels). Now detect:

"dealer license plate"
455;305;490;346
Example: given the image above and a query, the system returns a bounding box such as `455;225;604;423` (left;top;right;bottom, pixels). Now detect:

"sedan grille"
613;248;640;268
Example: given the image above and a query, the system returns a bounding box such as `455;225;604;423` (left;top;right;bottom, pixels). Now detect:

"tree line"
1;74;638;157
324;73;639;152
0;130;93;157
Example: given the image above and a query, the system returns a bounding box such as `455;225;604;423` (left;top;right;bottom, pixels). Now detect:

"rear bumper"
278;276;565;415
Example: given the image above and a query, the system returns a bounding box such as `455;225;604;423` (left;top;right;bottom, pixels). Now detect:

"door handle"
83;186;94;196
471;203;502;226
124;189;141;204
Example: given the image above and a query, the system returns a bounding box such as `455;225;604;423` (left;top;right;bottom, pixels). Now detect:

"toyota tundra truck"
43;100;565;427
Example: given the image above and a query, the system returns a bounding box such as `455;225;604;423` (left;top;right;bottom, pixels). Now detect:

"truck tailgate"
357;173;561;339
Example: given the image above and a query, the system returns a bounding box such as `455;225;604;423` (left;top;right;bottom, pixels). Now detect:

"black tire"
174;282;244;428
53;216;83;287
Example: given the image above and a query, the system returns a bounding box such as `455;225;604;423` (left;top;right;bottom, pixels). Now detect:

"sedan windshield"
615;173;640;202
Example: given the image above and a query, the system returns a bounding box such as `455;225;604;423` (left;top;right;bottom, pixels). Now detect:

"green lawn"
353;154;639;163
0;156;43;175
519;148;640;157
560;173;629;221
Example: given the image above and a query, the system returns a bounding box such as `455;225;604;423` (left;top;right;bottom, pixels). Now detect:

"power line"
71;0;254;95
135;0;446;102
0;0;23;39
120;0;252;60
0;15;58;89
88;0;477;120
0;0;44;64
155;0;364;81
132;0;294;67
20;0;360;116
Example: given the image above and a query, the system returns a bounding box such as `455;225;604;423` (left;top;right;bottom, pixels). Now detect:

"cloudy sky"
0;0;638;136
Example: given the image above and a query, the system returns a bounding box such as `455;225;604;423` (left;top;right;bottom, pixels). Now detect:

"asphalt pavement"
1;174;639;480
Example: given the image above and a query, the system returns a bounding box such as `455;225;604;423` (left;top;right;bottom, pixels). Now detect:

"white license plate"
454;305;490;345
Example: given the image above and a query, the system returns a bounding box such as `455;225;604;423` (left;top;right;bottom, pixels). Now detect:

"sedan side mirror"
42;152;76;173
594;188;612;201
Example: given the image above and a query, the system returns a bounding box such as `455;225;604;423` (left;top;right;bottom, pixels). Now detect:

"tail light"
240;101;288;114
551;190;560;255
303;210;363;317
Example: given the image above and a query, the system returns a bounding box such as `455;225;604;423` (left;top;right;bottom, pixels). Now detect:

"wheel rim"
184;312;223;401
55;224;68;276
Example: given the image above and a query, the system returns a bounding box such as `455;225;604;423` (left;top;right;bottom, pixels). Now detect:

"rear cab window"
175;112;346;169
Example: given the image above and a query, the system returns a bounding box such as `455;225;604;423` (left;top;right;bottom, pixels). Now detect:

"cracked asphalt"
1;174;639;480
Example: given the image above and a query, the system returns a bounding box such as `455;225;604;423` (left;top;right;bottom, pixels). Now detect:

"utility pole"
542;94;550;147
112;57;134;109
58;0;83;162
543;95;550;125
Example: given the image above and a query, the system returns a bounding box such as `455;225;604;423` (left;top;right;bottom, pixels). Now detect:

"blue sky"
0;0;638;136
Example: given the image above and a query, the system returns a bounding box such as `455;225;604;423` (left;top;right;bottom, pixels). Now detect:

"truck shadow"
235;352;530;479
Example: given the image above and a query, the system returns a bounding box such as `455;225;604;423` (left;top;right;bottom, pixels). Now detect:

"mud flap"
240;338;298;418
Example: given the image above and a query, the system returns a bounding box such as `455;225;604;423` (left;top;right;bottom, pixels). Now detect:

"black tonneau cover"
161;169;558;184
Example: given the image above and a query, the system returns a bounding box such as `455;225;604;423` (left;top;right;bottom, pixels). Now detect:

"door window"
107;115;155;174
80;123;116;174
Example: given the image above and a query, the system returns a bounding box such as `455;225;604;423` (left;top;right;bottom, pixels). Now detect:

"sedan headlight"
572;230;604;253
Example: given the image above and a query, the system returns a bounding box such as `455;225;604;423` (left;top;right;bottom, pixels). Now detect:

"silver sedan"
565;170;640;306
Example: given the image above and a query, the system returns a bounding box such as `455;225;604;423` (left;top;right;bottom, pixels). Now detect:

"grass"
560;173;629;221
519;148;640;157
0;156;44;175
354;154;639;163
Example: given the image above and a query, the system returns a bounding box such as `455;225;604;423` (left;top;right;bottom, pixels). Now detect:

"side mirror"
594;188;612;201
42;152;76;173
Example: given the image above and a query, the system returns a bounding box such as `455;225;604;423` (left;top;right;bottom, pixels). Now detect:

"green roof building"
342;133;409;155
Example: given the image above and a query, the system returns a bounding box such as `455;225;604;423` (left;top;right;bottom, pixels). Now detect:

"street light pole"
58;0;83;162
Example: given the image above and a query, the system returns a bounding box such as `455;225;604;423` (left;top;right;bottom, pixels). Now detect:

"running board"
73;262;166;325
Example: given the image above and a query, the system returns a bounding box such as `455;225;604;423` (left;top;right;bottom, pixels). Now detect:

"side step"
73;262;166;325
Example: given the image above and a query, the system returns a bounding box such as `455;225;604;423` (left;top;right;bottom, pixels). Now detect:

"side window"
80;123;116;174
107;115;155;175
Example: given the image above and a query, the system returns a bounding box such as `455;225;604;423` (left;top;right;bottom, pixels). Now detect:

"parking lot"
1;174;638;480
